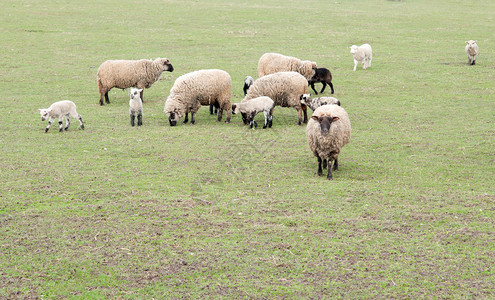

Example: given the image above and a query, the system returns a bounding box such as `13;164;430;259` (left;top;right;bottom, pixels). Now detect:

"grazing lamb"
301;95;340;111
243;75;255;95
306;105;351;180
465;40;479;65
258;53;317;80
242;71;310;125
308;68;334;95
164;69;232;126
129;88;143;126
350;44;372;71
97;57;174;105
232;96;274;129
38;100;84;133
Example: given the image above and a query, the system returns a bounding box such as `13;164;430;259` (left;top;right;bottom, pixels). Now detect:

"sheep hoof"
81;125;85;130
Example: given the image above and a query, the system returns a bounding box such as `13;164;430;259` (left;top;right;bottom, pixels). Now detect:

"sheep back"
258;53;316;80
306;105;351;160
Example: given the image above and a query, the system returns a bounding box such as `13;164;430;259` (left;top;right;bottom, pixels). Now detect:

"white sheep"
38;100;84;133
350;44;372;71
242;71;310;125
243;75;255;95
164;69;232;126
129;88;143;126
465;40;479;65
97;58;174;105
231;96;274;129
258;53;317;80
306;104;351;180
301;95;341;111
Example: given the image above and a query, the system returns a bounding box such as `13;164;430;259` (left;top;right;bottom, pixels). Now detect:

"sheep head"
154;58;174;72
465;40;477;49
311;114;339;135
350;45;359;54
130;88;143;100
38;109;50;121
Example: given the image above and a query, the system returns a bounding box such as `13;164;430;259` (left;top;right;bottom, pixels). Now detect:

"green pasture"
1;0;494;298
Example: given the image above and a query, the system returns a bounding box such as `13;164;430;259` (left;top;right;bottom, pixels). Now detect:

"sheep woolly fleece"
258;53;317;80
303;96;341;111
306;105;351;167
164;69;232;122
350;44;372;71
242;71;309;124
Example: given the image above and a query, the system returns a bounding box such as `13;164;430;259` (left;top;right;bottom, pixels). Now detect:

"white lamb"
350;44;372;71
232;96;274;129
129;88;143;126
38;100;84;133
465;40;479;65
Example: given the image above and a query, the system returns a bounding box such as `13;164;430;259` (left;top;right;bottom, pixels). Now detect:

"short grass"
1;0;494;298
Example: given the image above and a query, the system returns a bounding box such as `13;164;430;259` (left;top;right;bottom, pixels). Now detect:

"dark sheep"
308;68;334;95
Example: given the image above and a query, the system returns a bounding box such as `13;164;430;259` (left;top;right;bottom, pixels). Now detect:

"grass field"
1;0;494;298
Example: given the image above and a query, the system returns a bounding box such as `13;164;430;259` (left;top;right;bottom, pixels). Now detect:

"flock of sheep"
38;40;479;180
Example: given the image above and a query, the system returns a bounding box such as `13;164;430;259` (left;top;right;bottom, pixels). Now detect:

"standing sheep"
306;104;351;180
164;69;232;126
301;95;340;111
232;96;274;129
242;71;310;125
465;40;479;65
243;75;255;95
350;44;372;71
97;57;174;105
38;100;84;133
258;53;317;80
308;68;334;95
129;88;143;126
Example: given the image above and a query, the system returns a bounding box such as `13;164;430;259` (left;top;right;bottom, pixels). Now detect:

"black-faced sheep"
129;88;143;126
465;40;479;65
232;96;274;129
243;76;254;95
164;69;232;126
350;44;372;71
258;53;317;80
242;71;310;125
38;100;84;133
308;68;334;95
301;95;340;112
97;58;174;105
306;104;351;180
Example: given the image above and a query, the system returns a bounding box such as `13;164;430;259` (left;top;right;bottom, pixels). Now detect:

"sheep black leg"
329;82;335;94
268;115;273;128
302;105;308;124
320;82;326;94
58;120;64;132
64;115;71;131
183;113;189;124
217;109;223;122
317;156;323;176
130;114;135;126
140;90;144;103
78;115;84;130
310;83;318;95
45;119;53;133
209;105;214;115
105;92;110;104
327;162;333;180
190;112;195;124
137;113;142;126
333;158;338;171
322;159;327;169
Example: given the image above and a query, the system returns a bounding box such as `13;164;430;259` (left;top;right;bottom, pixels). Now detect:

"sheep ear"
332;116;340;122
311;116;319;121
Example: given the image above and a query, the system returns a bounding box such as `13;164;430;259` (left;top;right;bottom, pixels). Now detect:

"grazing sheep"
242;71;310;125
465;40;479;65
258;53;317;80
97;58;174;105
38;100;84;133
300;95;340;111
306;104;351;180
232;96;274;129
164;69;232;126
308;68;334;95
243;75;255;95
350;44;372;71
129;88;143;126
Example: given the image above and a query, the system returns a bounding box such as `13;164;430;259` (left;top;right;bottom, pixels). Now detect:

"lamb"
164;69;232;126
129;88;143;126
231;96;274;129
242;71;310;125
350;44;372;71
257;53;317;80
465;40;479;65
243;75;254;95
300;95;340;111
306;104;351;180
38;100;84;133
308;68;334;95
97;57;174;105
